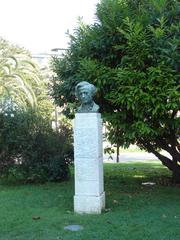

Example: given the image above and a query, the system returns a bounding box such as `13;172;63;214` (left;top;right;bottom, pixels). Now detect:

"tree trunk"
172;169;180;183
172;155;180;183
55;106;58;132
116;144;120;163
143;141;180;183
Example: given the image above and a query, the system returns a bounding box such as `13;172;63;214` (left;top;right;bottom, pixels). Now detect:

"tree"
0;39;73;183
0;56;39;109
0;38;52;115
51;0;180;182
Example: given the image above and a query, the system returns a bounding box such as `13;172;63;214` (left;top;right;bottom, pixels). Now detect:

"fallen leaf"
113;200;119;204
107;220;112;224
104;208;111;213
66;210;72;214
32;216;41;220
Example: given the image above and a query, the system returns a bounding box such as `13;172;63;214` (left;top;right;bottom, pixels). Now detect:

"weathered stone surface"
75;179;104;196
74;192;105;214
74;113;102;158
75;157;102;181
73;113;105;214
64;225;84;231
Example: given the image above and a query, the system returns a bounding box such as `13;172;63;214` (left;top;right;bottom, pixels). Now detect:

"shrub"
0;109;73;183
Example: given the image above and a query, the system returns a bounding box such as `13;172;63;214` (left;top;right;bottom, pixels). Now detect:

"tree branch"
143;141;175;171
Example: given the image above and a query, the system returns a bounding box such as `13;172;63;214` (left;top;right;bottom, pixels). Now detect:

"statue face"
79;88;92;104
75;81;99;113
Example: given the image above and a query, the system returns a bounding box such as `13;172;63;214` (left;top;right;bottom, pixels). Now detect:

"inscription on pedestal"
75;159;99;181
74;113;105;214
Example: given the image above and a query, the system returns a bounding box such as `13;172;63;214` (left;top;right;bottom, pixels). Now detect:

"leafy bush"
0;109;73;183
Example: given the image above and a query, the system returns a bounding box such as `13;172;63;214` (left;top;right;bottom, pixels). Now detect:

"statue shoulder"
92;102;99;112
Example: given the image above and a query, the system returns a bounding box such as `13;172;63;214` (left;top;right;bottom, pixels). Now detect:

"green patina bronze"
75;81;99;113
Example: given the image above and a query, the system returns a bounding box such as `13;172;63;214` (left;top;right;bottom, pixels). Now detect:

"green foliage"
0;38;73;183
0;108;73;183
0;38;53;114
51;0;180;181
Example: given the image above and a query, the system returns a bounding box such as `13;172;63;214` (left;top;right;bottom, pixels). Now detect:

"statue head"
75;81;96;105
75;81;99;113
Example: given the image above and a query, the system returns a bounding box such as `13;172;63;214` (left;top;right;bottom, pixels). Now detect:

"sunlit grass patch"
0;162;179;240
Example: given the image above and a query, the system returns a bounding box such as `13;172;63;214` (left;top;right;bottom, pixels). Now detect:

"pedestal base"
74;192;105;214
73;113;105;214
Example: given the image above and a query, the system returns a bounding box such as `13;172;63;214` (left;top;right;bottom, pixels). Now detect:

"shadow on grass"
104;162;172;187
103;162;178;212
0;162;180;240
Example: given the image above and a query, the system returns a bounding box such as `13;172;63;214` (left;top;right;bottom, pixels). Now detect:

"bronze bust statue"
75;81;99;113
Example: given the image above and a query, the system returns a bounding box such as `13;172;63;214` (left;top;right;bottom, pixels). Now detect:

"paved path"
103;151;170;163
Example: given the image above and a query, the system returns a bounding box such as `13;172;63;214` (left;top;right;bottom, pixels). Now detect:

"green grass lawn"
0;162;180;240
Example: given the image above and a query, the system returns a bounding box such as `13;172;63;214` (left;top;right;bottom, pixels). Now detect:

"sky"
0;0;100;53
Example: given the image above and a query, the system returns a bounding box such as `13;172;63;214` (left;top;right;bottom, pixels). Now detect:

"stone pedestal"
74;113;105;214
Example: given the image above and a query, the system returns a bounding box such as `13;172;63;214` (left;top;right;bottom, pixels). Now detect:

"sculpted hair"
75;81;97;98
